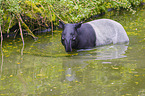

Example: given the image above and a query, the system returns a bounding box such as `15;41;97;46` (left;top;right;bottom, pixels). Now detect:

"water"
1;7;145;96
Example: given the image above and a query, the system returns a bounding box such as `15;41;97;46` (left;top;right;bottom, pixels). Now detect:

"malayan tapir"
59;19;129;52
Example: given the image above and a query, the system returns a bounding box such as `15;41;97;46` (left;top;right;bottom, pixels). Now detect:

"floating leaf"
17;62;20;64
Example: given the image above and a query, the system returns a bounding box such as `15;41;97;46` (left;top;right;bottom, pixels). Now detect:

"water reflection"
65;68;76;81
1;44;3;74
77;43;129;60
62;58;88;82
1;26;4;74
62;43;129;82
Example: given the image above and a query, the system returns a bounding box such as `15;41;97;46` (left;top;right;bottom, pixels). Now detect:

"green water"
1;8;145;96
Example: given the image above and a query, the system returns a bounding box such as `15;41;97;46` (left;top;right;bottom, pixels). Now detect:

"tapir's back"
86;19;129;46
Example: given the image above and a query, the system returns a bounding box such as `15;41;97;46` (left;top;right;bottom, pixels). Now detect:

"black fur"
76;23;96;49
59;21;96;52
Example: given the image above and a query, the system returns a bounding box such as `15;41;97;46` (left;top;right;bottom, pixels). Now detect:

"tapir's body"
59;19;129;52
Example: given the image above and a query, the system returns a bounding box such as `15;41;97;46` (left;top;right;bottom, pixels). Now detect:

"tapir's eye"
62;37;65;40
72;37;76;40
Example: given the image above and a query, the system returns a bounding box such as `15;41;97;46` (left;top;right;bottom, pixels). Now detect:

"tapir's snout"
64;39;72;52
65;47;72;52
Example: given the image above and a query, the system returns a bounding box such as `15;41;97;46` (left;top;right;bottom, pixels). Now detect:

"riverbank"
0;0;144;39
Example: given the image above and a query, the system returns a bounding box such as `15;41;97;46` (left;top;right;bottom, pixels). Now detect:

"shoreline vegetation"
0;0;144;40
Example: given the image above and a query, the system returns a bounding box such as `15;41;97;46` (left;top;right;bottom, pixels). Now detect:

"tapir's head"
59;20;82;52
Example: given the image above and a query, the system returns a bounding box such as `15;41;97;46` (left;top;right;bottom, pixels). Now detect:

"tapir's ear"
59;20;65;29
75;22;83;28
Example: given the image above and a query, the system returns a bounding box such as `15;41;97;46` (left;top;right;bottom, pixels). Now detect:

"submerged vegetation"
0;0;144;39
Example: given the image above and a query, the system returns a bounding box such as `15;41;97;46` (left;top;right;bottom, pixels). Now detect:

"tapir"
59;19;129;52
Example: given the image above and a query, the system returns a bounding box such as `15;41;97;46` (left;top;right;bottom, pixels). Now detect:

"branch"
17;15;25;46
17;15;25;57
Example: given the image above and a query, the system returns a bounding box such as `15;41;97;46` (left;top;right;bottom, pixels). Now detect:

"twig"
14;29;19;39
73;0;77;5
7;16;14;38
